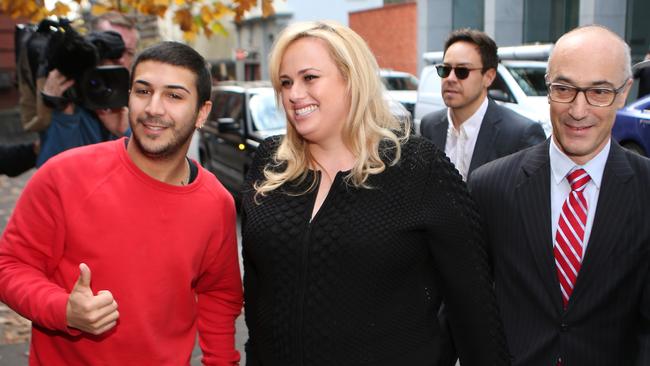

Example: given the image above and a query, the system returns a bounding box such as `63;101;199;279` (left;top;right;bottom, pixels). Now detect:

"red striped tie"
554;168;590;308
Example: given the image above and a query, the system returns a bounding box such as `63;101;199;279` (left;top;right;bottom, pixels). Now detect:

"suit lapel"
469;99;500;174
515;141;561;309
568;142;634;310
430;115;449;151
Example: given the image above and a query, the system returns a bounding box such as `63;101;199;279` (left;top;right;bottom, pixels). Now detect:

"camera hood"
77;66;129;110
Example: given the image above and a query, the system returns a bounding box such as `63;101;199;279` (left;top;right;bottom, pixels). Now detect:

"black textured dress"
241;135;509;366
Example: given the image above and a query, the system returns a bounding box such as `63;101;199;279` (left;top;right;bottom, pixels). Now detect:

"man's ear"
195;101;212;129
614;78;633;109
483;68;497;88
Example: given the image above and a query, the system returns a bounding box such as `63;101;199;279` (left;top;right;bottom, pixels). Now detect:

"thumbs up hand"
66;263;119;335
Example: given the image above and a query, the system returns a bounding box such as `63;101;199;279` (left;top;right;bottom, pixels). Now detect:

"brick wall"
349;2;417;76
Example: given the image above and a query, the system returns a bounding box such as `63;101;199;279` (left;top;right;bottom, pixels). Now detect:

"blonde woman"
241;21;509;366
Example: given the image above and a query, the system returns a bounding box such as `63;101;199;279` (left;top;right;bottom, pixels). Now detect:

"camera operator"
91;11;138;69
36;30;130;167
90;12;139;137
17;13;137;133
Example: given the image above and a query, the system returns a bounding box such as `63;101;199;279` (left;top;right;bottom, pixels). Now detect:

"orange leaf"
261;0;274;17
200;5;211;24
155;5;168;17
51;1;71;17
182;32;195;42
213;2;232;18
173;8;193;31
91;4;110;16
202;23;212;38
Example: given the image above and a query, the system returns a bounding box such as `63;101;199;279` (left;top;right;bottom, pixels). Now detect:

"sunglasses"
435;64;483;80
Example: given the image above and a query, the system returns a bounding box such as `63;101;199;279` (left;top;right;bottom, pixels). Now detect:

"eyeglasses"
546;82;628;107
435;64;483;80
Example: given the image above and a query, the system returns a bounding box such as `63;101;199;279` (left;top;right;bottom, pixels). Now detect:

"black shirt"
241;135;509;366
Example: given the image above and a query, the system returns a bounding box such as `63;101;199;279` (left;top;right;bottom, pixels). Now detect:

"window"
523;0;578;43
381;75;419;91
249;92;285;131
507;66;548;97
211;91;244;133
226;93;245;123
453;0;484;31
207;92;228;126
488;74;514;103
626;0;650;62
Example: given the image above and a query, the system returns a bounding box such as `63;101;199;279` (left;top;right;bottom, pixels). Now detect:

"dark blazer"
469;140;650;366
0;142;36;177
419;98;545;176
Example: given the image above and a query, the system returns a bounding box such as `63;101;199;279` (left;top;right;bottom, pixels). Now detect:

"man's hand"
96;107;129;136
66;263;119;335
42;69;74;98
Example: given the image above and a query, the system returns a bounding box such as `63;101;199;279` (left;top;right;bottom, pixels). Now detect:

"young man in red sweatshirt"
0;41;243;365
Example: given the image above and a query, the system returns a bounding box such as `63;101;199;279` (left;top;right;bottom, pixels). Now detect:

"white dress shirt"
549;138;610;255
445;97;489;181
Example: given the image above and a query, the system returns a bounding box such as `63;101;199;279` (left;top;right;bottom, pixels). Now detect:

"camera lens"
79;66;129;110
86;75;112;98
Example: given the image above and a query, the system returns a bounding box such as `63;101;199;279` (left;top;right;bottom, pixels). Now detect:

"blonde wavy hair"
255;20;409;198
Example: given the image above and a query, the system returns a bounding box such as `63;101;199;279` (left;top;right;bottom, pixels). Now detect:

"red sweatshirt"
0;138;243;365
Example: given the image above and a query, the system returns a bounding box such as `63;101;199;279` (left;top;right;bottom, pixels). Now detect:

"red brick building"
349;2;417;76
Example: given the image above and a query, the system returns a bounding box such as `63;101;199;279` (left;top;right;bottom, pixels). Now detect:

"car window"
506;66;548;97
382;75;418;91
209;92;227;121
249;92;286;131
488;74;515;103
226;92;245;122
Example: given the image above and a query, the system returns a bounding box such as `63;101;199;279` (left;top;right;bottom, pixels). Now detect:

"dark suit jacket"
0;142;36;177
469;140;650;366
419;99;545;177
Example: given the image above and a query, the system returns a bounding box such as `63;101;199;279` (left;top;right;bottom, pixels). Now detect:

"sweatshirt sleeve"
421;144;510;366
195;195;244;366
0;166;72;333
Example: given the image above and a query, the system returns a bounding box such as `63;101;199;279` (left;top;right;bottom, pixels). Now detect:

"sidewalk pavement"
0;108;36;145
0;314;247;365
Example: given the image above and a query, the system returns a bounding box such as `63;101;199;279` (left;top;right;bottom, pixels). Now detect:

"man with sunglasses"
420;28;545;181
468;25;650;365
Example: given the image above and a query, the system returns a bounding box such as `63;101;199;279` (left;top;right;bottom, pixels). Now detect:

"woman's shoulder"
401;134;435;154
393;135;446;170
252;135;283;168
257;135;283;157
381;135;463;186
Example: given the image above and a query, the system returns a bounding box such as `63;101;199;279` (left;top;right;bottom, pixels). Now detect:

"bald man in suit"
469;25;650;365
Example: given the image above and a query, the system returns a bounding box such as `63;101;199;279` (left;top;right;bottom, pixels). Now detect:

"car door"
208;90;249;194
202;89;227;165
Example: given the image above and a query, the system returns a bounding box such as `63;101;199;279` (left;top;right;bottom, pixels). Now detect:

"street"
0;169;248;365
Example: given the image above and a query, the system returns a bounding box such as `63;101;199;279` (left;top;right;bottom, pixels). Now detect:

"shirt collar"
447;96;489;136
549;137;610;189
